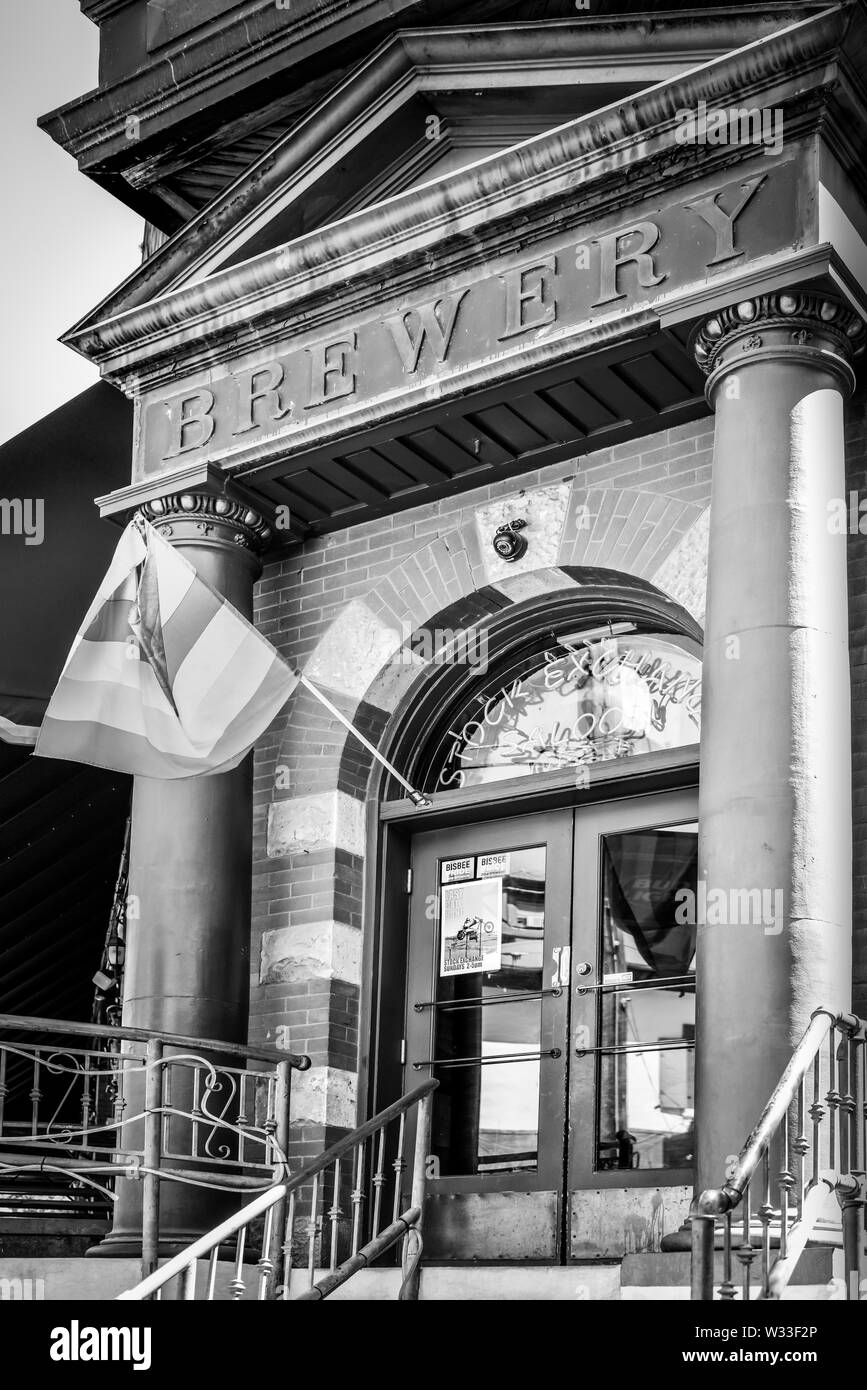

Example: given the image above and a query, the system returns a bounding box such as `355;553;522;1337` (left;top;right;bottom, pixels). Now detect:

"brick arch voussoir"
561;486;706;581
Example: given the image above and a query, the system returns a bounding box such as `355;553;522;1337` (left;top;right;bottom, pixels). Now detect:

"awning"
0;381;133;736
0;383;133;1023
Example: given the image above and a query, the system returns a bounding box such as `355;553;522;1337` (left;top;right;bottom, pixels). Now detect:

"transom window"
421;626;702;792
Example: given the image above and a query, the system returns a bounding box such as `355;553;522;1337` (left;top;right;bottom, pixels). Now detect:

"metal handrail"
691;1007;866;1301
294;1209;422;1301
279;1080;436;1176
0;1012;308;1070
117;1078;439;1302
697;1010;845;1215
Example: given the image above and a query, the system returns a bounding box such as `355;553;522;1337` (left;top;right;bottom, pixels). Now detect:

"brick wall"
250;415;714;1142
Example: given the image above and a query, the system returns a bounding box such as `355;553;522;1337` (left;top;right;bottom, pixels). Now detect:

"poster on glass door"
440;877;503;976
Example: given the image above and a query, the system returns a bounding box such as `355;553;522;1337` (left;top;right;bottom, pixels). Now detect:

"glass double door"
403;789;699;1262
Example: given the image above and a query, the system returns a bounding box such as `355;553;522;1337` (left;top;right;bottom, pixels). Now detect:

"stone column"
690;290;864;1199
93;492;272;1256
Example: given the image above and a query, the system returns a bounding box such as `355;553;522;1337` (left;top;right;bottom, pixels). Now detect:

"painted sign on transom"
429;634;703;790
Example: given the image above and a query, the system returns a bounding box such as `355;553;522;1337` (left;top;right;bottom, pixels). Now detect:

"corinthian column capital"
692;290;866;401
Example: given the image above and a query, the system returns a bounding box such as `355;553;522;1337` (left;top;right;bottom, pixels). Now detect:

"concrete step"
620;1249;841;1301
288;1257;841;1300
0;1253;847;1301
0;1258;142;1301
0;1258;263;1301
0;1260;623;1301
287;1265;620;1300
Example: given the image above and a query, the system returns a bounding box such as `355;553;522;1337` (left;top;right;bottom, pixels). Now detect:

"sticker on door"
441;857;475;883
477;852;510;879
440;878;503;976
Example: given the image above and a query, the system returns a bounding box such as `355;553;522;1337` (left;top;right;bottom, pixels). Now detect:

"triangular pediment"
69;9;809;335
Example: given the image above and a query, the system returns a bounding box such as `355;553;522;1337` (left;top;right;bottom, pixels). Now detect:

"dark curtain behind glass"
603;831;698;977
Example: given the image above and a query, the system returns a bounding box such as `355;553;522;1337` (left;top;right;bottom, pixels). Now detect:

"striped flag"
0;715;41;747
35;516;297;778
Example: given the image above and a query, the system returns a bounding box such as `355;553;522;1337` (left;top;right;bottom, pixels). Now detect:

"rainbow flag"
35;517;297;778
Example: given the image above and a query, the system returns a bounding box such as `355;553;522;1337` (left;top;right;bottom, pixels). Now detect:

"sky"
0;1;143;444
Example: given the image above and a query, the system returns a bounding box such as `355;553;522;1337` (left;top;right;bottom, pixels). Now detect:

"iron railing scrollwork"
0;1012;309;1271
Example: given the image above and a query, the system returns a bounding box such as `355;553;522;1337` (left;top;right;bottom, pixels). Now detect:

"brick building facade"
15;0;867;1284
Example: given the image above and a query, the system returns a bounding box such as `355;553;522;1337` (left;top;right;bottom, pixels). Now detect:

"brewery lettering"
147;169;772;468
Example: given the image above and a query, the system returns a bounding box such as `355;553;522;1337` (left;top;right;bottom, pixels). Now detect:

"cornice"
62;6;850;378
43;8;829;170
97;139;819;395
821;53;867;204
92;249;860;520
79;0;131;22
88;17;814;321
42;1;499;166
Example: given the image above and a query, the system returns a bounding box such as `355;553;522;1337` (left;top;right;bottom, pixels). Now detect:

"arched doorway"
366;575;703;1262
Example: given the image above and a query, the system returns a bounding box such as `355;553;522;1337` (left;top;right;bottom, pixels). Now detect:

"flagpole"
298;674;432;808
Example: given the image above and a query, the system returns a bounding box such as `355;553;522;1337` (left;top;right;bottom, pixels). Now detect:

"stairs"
16;1010;858;1303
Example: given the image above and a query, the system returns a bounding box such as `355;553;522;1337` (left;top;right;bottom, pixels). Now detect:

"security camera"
492;518;528;562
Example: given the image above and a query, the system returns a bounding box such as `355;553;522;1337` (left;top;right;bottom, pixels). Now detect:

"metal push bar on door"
412;988;563;1013
575;974;695;994
574;1040;694;1057
412;1048;562;1070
